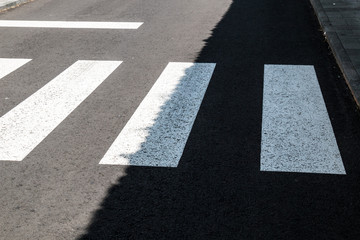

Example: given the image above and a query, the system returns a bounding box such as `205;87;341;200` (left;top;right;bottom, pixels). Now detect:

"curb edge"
309;0;360;108
0;0;32;12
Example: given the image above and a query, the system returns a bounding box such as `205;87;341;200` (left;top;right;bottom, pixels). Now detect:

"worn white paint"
0;60;122;161
100;62;216;167
261;64;346;174
0;20;143;29
0;58;31;79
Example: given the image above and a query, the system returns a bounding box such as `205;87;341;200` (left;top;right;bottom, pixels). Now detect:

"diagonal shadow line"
101;63;215;168
78;0;360;239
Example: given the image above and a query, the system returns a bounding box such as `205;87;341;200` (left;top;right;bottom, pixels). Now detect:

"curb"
0;0;31;12
310;0;360;107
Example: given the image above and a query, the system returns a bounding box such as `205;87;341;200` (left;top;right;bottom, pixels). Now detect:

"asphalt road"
1;0;360;239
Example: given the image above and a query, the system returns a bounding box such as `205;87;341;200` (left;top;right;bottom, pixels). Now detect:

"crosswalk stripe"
261;65;346;174
100;62;216;167
0;58;31;80
0;60;122;161
0;20;143;29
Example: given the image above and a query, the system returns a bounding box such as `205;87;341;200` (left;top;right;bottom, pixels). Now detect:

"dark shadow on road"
79;0;360;239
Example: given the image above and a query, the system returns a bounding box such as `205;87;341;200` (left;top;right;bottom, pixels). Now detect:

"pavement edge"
0;0;32;12
310;0;360;107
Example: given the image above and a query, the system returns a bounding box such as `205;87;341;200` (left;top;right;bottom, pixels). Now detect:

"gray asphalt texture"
1;0;360;239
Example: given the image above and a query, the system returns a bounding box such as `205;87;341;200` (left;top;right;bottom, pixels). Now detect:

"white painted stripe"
0;20;143;29
100;62;216;167
0;58;31;79
0;60;122;161
261;65;346;174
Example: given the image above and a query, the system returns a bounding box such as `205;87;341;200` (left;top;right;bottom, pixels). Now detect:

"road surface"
0;0;360;239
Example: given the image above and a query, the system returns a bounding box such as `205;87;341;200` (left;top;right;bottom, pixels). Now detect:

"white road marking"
0;60;122;161
100;62;216;167
0;58;31;79
0;20;143;29
261;64;346;174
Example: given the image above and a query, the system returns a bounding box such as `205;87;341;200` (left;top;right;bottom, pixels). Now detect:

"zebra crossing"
0;58;346;174
0;60;122;161
0;59;216;167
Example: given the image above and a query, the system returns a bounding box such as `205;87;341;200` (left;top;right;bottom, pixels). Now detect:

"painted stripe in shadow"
261;64;346;174
100;62;216;167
